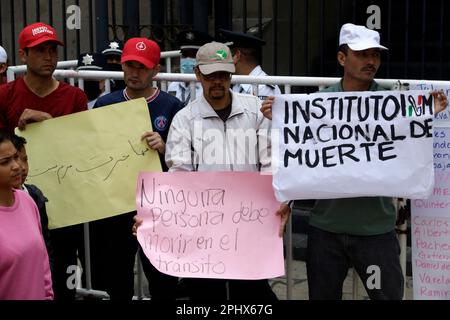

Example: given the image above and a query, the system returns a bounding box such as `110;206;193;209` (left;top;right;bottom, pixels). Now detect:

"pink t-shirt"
0;190;53;300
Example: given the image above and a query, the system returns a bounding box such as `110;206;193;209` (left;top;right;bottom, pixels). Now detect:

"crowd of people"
0;20;448;301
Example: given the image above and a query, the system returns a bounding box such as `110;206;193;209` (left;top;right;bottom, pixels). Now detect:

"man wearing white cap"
164;41;286;300
327;23;388;91
261;23;448;300
0;45;8;85
306;24;402;300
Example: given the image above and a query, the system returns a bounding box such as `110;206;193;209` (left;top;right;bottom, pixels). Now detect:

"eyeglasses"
200;71;232;81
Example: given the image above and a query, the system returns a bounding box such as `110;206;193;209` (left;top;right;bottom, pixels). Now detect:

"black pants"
87;211;178;300
139;247;179;300
306;226;404;300
86;212;138;300
50;224;83;300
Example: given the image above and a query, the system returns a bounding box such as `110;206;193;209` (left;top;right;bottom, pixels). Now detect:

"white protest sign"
272;90;435;201
411;127;450;300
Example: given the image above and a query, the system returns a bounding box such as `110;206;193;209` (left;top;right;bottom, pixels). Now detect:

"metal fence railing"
6;50;181;85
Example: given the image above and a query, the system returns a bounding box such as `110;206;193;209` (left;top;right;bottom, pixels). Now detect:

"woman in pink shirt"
0;132;53;300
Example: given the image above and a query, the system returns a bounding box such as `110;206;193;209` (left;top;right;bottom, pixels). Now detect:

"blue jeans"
306;226;404;300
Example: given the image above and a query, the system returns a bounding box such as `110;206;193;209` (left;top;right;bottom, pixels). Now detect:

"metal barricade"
6;50;181;83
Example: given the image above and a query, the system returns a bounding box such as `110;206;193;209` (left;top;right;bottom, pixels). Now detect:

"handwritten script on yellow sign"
17;98;162;229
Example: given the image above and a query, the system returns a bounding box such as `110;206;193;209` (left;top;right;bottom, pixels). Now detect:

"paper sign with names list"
412;126;450;300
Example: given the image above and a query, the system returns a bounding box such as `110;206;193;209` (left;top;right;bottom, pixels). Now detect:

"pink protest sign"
136;171;284;279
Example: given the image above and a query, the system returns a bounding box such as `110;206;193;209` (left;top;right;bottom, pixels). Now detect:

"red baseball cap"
19;22;64;50
121;38;160;69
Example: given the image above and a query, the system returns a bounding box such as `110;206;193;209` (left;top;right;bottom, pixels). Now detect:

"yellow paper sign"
17;98;162;229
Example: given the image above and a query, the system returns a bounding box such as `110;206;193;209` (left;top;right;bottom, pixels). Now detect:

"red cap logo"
136;42;147;51
121;38;161;69
19;22;64;50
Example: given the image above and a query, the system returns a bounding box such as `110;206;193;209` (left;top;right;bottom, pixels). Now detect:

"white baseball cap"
339;23;388;51
0;46;7;63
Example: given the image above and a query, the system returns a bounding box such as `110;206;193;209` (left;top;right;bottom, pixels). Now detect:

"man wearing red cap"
0;22;88;301
0;22;87;131
93;37;183;300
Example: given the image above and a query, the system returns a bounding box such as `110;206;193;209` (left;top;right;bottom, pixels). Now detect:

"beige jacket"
165;90;271;172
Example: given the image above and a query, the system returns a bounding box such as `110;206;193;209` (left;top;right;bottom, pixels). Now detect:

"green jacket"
309;79;397;235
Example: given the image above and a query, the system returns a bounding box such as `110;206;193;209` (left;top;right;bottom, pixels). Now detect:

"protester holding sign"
0;22;88;132
93;38;183;300
0;22;88;300
261;23;448;300
161;41;288;300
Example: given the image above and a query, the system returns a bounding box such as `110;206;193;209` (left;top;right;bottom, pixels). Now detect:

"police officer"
167;30;213;106
99;40;126;92
218;29;281;100
100;40;123;65
76;52;107;109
